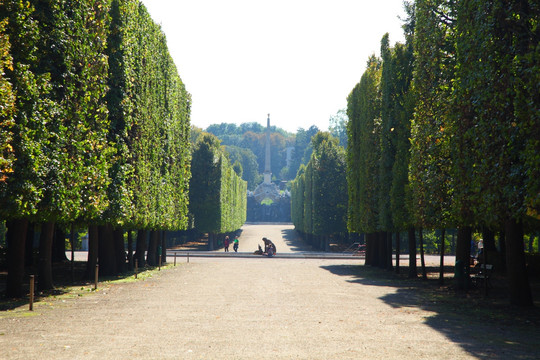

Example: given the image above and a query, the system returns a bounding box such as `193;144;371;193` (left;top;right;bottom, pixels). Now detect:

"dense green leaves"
345;0;537;304
0;16;14;181
410;0;456;230
1;0;192;295
291;132;347;238
346;56;382;234
106;0;191;231
189;133;246;234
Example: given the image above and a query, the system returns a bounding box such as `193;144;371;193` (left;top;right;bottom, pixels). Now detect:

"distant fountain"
247;114;291;222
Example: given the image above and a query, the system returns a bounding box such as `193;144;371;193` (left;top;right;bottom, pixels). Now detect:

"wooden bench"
471;264;493;288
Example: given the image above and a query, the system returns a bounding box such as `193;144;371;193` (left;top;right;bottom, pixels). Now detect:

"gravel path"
0;224;535;359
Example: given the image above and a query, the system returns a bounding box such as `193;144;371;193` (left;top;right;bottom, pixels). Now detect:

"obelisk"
263;114;272;184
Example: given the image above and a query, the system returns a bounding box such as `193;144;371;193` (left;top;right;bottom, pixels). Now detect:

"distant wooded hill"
200;122;321;190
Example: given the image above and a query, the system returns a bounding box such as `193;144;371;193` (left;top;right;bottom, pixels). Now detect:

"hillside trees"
287;125;319;180
207;122;294;183
225;145;261;190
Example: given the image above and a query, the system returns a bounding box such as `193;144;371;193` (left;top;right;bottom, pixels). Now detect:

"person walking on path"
224;236;230;252
233;235;239;252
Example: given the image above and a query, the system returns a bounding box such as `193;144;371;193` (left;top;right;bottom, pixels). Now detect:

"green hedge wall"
190;133;246;235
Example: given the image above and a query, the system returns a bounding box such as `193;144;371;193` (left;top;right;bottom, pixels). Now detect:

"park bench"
471;263;493;288
343;242;366;256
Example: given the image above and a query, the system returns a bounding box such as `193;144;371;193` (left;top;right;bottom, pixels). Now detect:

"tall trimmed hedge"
106;0;191;231
189;133;246;238
291;132;347;250
1;0;192;296
345;0;539;305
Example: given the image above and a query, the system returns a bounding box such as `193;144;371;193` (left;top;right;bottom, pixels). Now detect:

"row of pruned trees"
0;0;191;297
291;132;348;250
347;0;539;306
189;133;247;250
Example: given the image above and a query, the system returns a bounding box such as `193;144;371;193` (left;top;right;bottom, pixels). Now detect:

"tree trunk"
395;232;400;274
387;232;393;271
134;229;147;267
482;227;497;253
5;219;29;298
439;229;445;285
208;233;214;251
52;226;68;262
408;227;417;278
499;230;506;272
69;224;75;283
161;230;167;264
419;228;427;280
38;221;55;291
504;218;533;306
455;226;472;290
147;230;159;266
371;233;380;267
98;224;116;276
365;233;374;266
113;228;125;273
25;222;35;266
127;231;134;271
379;232;388;269
85;225;99;280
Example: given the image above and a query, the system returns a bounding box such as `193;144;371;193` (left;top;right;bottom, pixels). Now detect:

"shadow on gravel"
281;228;313;252
320;264;540;360
0;261;162;312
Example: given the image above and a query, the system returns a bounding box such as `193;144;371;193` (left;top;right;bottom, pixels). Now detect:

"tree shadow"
320;264;540;360
281;228;313;252
0;260;162;311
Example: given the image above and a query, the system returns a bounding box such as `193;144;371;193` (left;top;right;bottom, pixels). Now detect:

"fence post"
94;264;99;290
29;275;35;311
174;253;177;266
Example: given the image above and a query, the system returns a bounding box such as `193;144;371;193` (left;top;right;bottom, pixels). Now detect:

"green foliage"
0;0;191;230
0;16;14;180
291;132;347;237
290;164;306;233
328;109;348;148
207;122;294;182
0;0;52;218
389;42;415;231
0;0;114;222
225;145;259;190
189;133;246;234
287;125;319;179
261;198;273;206
232;161;243;177
311;132;348;236
453;0;540;228
105;0;191;230
410;0;456;230
346;56;382;234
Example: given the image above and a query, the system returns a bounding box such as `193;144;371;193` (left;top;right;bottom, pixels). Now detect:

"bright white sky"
140;0;407;133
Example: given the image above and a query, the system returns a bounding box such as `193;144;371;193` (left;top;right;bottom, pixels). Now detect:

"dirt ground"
1;224;539;359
